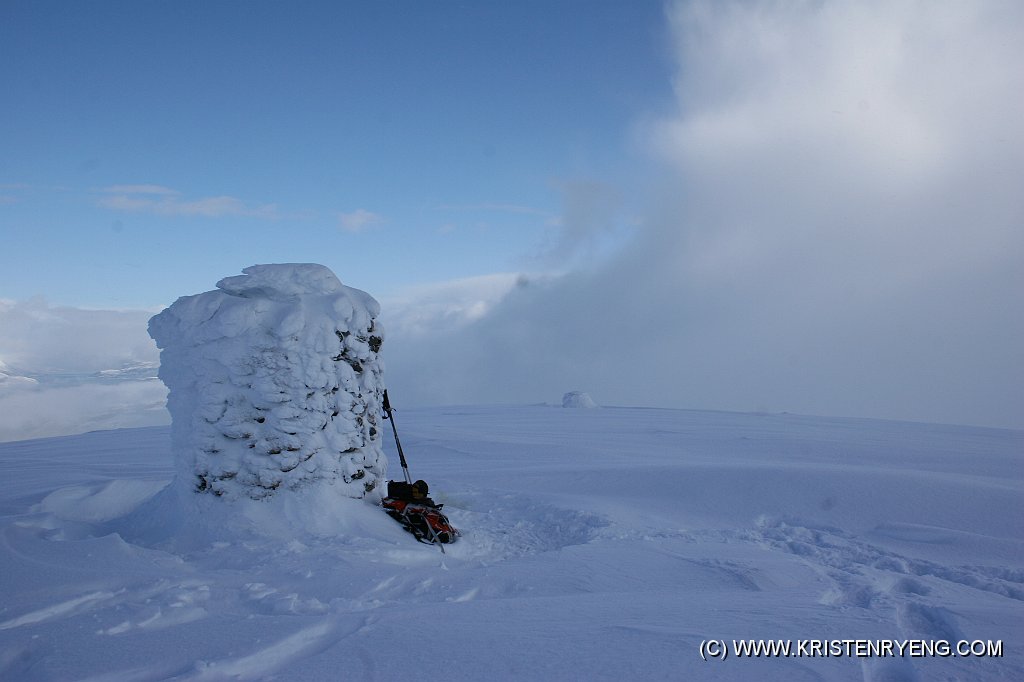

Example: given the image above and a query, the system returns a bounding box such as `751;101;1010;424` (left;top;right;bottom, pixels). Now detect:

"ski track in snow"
0;590;120;631
184;615;374;682
0;406;1021;681
744;518;1021;668
747;519;1024;607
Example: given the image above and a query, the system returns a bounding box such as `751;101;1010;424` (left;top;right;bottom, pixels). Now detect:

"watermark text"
699;639;1003;661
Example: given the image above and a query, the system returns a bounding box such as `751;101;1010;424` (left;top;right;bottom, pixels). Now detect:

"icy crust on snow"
148;264;387;500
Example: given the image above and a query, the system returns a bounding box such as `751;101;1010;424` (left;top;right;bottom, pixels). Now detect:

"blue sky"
2;0;671;308
1;1;1022;431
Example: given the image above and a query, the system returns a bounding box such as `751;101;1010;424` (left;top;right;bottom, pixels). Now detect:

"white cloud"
646;0;1024;295
379;273;533;338
0;182;34;205
338;209;384;232
431;202;561;241
102;184;179;196
98;185;282;219
434;202;554;218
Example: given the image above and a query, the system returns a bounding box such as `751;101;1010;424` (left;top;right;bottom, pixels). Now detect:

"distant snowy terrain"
0;405;1021;680
0;353;166;446
0;300;168;443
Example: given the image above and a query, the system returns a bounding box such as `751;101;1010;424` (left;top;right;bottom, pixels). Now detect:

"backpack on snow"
380;392;460;546
382;478;459;544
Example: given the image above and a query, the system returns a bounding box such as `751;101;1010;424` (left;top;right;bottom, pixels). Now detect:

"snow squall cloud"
383;0;1024;428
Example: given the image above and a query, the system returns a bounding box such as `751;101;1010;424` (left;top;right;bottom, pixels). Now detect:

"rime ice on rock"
149;264;387;500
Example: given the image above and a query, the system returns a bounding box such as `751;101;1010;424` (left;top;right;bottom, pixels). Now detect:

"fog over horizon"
2;0;1022;440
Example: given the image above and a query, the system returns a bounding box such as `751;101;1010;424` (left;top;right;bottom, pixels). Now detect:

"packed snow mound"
562;391;598;408
148;263;387;501
217;263;357;299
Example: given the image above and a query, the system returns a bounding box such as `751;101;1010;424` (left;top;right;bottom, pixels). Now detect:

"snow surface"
0;405;1021;680
148;264;387;501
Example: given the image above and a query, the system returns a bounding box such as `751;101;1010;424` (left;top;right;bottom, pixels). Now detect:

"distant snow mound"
562;391;598;408
149;263;387;501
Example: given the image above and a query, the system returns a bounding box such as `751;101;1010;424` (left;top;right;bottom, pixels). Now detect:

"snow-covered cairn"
562;391;598;408
149;264;386;500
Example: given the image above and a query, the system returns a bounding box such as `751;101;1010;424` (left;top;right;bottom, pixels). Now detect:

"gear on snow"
381;390;460;547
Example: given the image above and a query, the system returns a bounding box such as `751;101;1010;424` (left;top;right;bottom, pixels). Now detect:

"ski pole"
382;390;412;484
